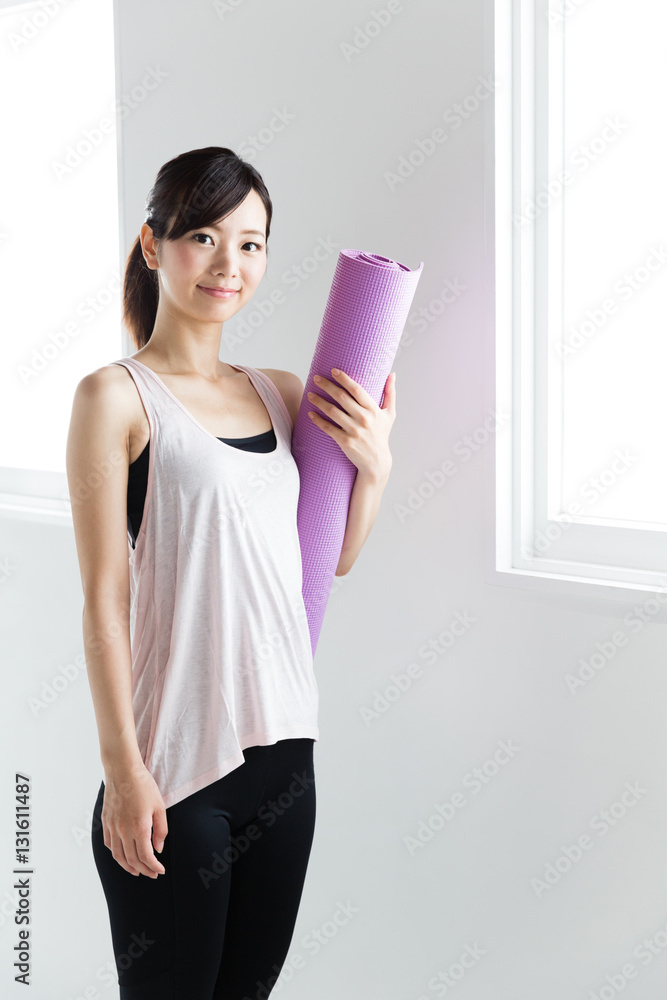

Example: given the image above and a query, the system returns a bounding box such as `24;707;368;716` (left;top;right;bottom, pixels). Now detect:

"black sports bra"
127;428;277;548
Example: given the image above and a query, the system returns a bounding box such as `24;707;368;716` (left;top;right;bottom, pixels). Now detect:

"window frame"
485;0;667;604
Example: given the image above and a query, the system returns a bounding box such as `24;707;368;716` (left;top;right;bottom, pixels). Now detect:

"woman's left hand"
306;368;396;481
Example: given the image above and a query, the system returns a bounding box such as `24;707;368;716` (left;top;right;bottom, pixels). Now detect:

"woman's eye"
191;234;263;251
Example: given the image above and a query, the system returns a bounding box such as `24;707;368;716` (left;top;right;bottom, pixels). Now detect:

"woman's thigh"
91;775;234;998
90;738;316;1000
212;737;317;999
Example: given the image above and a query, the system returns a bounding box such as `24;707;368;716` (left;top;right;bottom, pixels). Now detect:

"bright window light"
555;0;667;528
0;0;120;481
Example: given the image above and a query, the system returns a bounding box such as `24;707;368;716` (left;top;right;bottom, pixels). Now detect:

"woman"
66;145;396;999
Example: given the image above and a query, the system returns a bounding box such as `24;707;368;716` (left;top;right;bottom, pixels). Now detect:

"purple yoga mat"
292;249;424;656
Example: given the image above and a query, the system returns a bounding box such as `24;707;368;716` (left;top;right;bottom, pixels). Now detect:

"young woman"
66;145;396;999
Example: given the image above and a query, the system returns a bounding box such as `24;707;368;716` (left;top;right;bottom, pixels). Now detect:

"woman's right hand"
101;763;168;878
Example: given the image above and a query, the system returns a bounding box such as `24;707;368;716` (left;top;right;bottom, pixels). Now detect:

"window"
0;0;120;525
491;0;667;598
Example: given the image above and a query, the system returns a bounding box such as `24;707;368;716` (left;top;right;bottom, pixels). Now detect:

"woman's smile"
197;285;239;298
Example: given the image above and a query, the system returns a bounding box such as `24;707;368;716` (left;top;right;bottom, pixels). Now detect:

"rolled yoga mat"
292;249;424;656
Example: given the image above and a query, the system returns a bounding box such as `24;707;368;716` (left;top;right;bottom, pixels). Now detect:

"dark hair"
122;146;273;349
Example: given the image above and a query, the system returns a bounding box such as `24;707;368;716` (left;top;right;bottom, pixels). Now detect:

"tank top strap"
109;357;160;436
232;365;294;441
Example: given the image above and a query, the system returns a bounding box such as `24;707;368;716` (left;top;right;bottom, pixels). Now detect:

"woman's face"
142;187;268;324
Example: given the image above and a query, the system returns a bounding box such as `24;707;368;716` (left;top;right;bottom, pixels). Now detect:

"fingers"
383;371;397;415
306;391;349;430
152;810;169;856
314;369;396;417
122;831;163;878
105;822;166;877
313;370;372;411
108;829;142;877
131;831;166;878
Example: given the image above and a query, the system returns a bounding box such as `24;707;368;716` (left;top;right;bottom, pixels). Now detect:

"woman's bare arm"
66;367;167;877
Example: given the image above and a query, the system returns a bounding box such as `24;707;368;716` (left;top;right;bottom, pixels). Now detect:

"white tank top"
109;356;319;809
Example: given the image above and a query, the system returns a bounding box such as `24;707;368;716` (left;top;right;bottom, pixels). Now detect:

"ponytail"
122;233;159;350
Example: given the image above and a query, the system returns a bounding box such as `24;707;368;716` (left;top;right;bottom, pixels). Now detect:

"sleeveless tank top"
126;428;276;548
110;356;319;809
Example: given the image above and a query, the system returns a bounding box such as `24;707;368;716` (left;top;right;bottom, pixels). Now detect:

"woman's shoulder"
256;368;304;428
72;360;139;405
69;361;146;444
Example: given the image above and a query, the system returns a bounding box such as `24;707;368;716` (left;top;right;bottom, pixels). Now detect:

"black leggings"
91;738;316;1000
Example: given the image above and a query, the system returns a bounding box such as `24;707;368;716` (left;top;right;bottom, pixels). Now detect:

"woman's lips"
198;286;239;298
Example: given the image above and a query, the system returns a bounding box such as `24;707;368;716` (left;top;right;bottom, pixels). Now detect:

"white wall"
3;1;667;998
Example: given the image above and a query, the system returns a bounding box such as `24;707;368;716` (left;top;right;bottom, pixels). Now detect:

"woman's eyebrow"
207;224;265;237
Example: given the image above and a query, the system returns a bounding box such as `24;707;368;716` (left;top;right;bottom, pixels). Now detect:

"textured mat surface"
292;249;424;655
